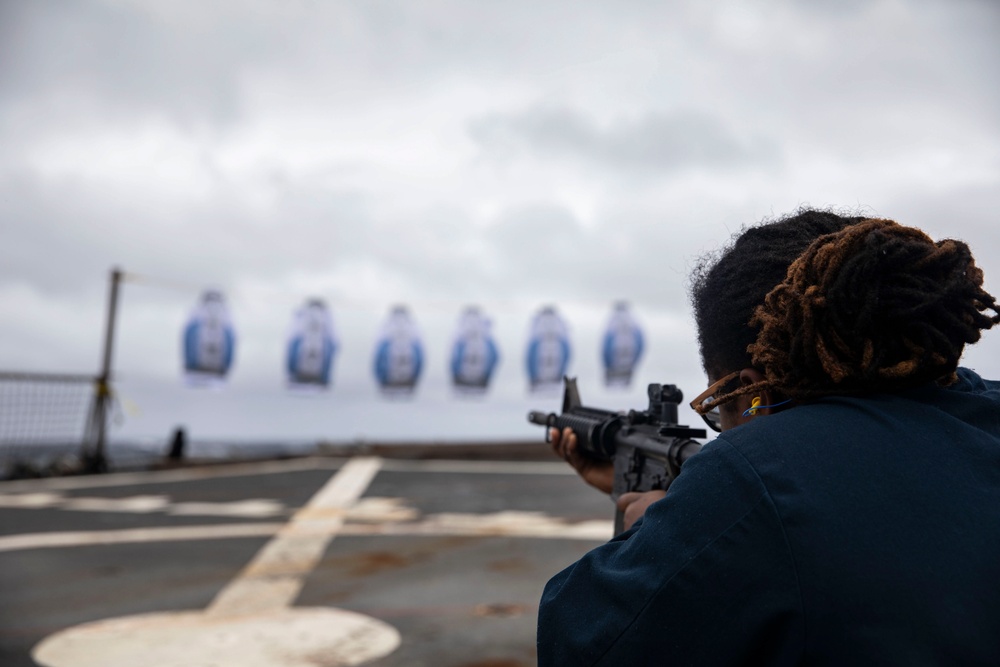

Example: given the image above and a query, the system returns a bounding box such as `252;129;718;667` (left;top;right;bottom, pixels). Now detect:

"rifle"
528;377;706;535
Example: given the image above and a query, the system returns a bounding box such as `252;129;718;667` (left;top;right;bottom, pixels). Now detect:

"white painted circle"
32;607;401;667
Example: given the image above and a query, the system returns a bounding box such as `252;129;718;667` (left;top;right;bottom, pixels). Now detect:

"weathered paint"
30;457;401;667
32;608;400;667
207;456;382;616
0;522;286;552
1;508;611;553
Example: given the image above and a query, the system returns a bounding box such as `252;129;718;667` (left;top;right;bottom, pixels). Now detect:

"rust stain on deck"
472;603;529;618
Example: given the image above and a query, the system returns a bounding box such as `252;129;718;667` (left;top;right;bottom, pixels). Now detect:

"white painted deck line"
205;456;383;617
0;457;574;493
0;523;286;552
376;459;574;475
0;456;342;492
342;515;612;541
0;514;612;553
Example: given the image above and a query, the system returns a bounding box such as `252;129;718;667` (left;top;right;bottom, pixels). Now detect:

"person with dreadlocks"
537;210;1000;665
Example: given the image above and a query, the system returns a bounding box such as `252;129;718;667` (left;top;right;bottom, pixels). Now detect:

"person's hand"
550;426;614;494
616;490;667;531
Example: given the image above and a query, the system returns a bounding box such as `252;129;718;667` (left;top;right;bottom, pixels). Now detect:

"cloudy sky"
1;0;998;450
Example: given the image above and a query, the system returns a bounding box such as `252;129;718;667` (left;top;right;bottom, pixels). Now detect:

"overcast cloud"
1;0;998;449
469;107;780;173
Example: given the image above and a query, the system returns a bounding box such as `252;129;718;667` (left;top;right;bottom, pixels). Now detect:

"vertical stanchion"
83;267;123;473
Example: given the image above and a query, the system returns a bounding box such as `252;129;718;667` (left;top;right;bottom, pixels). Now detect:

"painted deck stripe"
0;515;611;553
0;457;341;492
0;457;574;493
0;523;286;552
376;459;573;475
206;456;383;617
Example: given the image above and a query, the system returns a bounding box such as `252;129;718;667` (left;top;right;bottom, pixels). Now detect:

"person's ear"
738;368;777;418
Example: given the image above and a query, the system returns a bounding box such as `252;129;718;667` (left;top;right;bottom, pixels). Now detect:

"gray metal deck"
0;455;614;667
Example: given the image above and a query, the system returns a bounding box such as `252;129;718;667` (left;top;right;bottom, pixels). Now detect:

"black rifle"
528;377;706;535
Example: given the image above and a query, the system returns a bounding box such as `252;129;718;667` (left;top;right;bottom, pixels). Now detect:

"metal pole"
99;268;123;382
85;267;123;473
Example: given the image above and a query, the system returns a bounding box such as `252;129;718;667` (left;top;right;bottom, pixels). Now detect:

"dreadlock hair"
690;209;866;382
745;218;999;400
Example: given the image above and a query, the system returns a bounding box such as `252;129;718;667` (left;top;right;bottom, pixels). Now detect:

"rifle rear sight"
527;379;706;461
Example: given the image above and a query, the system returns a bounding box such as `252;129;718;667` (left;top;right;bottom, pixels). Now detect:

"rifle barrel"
527;411;553;426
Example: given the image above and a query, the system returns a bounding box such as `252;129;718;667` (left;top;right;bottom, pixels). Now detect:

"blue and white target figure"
374;306;424;394
286;299;338;390
602;301;645;388
450;306;500;393
526;306;571;392
183;290;236;386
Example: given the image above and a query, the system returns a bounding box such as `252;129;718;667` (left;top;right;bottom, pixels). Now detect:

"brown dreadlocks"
707;217;1000;407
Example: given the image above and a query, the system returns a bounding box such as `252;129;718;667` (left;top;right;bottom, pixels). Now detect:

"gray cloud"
478;203;718;315
0;171;372;296
0;1;656;125
0;1;252;126
470;107;780;174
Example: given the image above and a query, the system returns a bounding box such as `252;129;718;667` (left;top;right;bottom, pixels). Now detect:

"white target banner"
525;306;571;392
286;299;338;390
182;290;236;387
450;306;500;394
373;306;424;395
602;301;644;388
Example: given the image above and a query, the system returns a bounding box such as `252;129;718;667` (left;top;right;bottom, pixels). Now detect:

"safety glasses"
689;371;740;433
